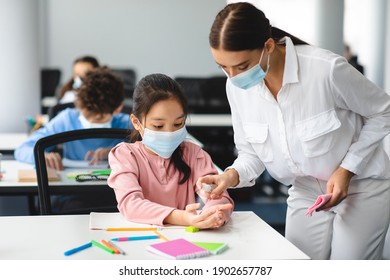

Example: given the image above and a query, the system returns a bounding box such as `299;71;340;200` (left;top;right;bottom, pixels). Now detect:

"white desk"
0;155;223;194
0;160;112;215
0;133;28;153
0;160;37;193
0;211;309;260
0;160;109;194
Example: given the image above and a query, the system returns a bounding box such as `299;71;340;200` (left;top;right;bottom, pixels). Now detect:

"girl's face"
132;98;185;135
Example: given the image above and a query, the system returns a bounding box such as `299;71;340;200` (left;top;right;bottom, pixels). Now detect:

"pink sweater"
108;141;234;225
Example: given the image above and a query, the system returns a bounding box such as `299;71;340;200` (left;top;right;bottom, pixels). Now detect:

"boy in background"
15;67;132;170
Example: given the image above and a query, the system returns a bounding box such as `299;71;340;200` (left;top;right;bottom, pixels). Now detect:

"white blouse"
227;37;390;187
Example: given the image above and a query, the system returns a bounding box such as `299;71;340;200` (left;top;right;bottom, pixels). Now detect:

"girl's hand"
317;166;354;211
196;168;239;199
185;203;233;229
84;148;110;165
44;152;63;171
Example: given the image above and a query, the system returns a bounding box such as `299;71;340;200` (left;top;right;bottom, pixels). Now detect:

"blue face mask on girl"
225;47;270;90
139;123;188;159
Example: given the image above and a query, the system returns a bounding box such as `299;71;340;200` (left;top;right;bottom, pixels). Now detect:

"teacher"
197;2;390;259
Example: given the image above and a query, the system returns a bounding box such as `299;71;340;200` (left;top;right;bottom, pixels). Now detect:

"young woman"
108;73;233;228
197;2;390;259
58;55;100;104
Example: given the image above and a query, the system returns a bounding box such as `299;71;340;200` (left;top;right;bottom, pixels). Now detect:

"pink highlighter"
306;194;332;217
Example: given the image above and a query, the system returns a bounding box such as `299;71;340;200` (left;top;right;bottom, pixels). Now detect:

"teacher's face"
211;48;263;78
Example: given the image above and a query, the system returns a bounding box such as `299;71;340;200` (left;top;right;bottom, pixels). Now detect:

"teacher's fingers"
210;183;229;199
196;175;218;189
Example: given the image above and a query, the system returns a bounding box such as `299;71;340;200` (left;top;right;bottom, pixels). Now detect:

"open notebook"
62;158;109;169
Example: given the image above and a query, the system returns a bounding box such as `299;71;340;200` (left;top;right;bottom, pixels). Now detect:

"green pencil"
91;240;115;254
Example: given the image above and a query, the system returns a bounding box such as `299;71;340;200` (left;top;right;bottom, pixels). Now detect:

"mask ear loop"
259;45;271;73
135;118;146;139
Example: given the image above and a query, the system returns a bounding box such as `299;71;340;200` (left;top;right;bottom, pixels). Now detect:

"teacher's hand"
317;166;354;211
196;168;239;199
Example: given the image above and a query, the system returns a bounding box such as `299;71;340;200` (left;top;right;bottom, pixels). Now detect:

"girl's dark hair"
209;2;308;51
131;73;190;184
59;55;100;99
75;67;124;117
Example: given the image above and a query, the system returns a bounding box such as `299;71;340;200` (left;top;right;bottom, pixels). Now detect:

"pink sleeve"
190;147;234;219
107;144;175;226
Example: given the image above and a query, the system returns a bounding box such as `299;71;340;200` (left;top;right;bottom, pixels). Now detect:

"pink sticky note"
306;194;332;217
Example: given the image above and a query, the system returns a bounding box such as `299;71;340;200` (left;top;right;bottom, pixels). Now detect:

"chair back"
112;68;136;98
41;69;61;99
175;77;206;113
34;128;130;215
47;102;75;120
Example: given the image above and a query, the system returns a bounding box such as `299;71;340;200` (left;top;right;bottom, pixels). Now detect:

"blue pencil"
111;235;160;242
64;242;92;256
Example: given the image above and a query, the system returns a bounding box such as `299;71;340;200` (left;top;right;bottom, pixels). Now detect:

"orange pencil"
154;230;169;242
101;240;119;254
106;227;158;231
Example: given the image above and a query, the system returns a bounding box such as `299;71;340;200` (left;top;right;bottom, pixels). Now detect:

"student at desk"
14;67;132;170
58;55;100;104
108;73;233;229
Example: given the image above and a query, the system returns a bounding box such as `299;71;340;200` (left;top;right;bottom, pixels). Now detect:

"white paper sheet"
62;158;109;169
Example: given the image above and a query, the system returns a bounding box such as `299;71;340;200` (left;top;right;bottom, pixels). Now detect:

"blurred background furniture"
40;68;61;114
34;128;131;215
112;68;136;99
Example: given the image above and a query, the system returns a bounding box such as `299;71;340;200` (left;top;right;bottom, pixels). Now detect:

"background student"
15;67;132;170
197;2;390;259
58;55;100;104
108;73;233;229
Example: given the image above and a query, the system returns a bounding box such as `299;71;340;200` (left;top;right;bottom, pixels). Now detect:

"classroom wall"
344;0;388;88
385;1;390;94
41;0;226;85
0;0;40;133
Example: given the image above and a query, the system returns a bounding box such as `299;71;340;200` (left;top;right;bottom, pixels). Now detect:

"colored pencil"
91;240;115;254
